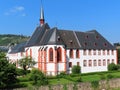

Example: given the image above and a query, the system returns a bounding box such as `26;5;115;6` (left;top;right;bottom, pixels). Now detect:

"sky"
0;0;120;44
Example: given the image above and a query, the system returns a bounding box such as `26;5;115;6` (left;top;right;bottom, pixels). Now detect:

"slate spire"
40;3;45;26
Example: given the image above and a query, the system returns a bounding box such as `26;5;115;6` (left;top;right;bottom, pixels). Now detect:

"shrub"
57;71;66;78
72;65;81;74
29;69;48;86
108;63;118;71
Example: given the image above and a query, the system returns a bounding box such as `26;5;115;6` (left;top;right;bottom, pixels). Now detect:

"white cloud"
4;6;26;17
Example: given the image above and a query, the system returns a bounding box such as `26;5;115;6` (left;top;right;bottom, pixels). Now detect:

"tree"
30;69;48;86
108;63;118;71
0;51;17;88
72;65;81;74
18;56;36;72
118;49;120;64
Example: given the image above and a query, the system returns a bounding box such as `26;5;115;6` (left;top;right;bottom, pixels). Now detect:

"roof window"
94;42;97;46
57;36;60;41
85;35;89;39
104;43;107;47
84;42;87;46
69;40;73;44
96;35;99;39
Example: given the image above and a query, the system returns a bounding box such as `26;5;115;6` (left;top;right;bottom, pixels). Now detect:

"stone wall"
14;78;120;90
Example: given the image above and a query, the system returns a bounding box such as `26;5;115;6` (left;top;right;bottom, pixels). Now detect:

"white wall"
67;49;117;73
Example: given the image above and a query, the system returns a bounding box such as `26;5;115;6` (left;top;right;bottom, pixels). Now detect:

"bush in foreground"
30;69;48;86
108;63;118;71
72;65;81;74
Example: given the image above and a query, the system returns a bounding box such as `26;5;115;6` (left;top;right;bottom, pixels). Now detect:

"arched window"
49;48;53;62
57;47;62;62
76;49;80;58
70;49;73;58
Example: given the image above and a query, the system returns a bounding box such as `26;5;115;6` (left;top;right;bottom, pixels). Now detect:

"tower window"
49;48;53;62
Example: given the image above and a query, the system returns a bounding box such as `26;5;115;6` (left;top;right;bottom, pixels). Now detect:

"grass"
16;70;120;88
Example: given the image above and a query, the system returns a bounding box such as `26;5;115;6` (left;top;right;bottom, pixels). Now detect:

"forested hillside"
0;34;29;46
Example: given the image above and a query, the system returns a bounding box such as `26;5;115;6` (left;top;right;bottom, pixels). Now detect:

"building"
7;6;118;76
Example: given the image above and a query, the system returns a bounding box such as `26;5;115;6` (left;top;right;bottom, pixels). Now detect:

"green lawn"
17;71;120;87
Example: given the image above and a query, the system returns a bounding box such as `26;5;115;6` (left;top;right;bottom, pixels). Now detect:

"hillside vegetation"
0;34;29;46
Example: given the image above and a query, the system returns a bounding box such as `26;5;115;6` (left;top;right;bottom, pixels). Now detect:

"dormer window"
96;35;99;39
84;42;87;46
94;42;97;46
69;40;73;44
86;35;89;39
57;36;60;41
104;43;107;47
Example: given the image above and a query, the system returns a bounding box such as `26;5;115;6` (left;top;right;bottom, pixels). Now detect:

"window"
76;49;80;58
98;50;101;55
57;36;60;41
49;48;53;62
70;49;73;58
77;62;80;66
93;50;96;55
107;50;109;55
89;60;92;67
83;50;87;55
57;47;62;62
112;50;114;55
69;62;72;67
107;59;110;65
112;59;114;63
103;50;105;55
94;43;97;46
96;35;99;39
93;60;97;66
88;50;91;55
104;43;107;47
103;59;106;66
83;60;87;67
84;42;87;46
86;35;89;39
98;60;101;66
